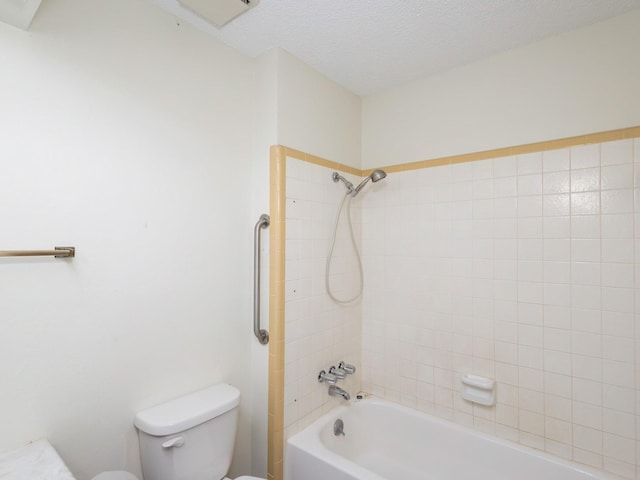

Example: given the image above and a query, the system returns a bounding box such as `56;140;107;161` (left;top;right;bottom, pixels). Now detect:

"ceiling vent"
177;0;259;27
0;0;42;30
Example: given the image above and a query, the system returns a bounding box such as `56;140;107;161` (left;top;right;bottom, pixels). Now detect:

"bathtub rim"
286;400;386;480
286;396;620;480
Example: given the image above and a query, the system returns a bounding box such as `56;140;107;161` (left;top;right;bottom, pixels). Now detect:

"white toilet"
92;472;138;480
133;383;263;480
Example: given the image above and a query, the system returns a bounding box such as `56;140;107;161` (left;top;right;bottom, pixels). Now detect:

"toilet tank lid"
134;383;240;436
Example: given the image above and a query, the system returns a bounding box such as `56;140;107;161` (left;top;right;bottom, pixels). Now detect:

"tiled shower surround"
283;157;362;439
283;137;640;479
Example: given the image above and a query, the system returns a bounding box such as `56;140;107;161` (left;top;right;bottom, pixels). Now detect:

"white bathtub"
286;398;615;480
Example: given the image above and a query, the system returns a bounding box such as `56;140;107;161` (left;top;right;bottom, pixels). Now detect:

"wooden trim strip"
279;126;640;177
283;147;361;176
267;145;286;480
384;126;640;173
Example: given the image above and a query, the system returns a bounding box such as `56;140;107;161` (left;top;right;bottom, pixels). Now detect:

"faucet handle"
329;365;346;379
338;361;356;374
318;370;338;385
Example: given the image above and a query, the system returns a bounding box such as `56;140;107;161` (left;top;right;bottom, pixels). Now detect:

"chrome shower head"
370;169;387;182
352;169;387;196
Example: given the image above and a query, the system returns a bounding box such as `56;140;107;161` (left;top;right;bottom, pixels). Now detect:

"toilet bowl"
91;472;261;480
92;473;261;480
134;383;265;480
92;472;262;480
91;471;138;480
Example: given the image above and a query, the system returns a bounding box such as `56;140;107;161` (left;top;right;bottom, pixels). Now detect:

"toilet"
133;383;264;480
92;472;138;480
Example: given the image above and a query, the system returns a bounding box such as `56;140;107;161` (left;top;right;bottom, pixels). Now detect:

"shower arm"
332;172;355;196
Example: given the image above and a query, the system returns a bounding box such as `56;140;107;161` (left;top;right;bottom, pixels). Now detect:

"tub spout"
328;385;350;401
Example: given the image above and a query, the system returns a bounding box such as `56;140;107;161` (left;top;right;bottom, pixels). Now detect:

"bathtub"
286;397;615;480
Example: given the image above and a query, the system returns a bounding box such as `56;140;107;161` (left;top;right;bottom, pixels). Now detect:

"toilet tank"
134;384;240;480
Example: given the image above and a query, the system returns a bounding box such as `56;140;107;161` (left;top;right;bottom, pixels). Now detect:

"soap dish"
461;374;496;406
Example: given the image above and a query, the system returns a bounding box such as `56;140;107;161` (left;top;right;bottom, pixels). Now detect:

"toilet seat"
91;471;138;480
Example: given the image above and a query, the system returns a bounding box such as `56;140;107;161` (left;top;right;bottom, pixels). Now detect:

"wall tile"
601;189;634;214
571;261;601;285
573;378;603;406
574;425;603;454
518;152;543;175
543;171;571;194
571;144;600;169
604;433;635;464
571;192;600;215
602;164;634;190
601;139;634;166
571;215;600;238
519;174;543;196
544;305;571;330
544;216;571;238
543;148;571;172
544;373;572;400
571;168;600;193
603;385;634;413
518;196;543;217
572;355;602;381
572;308;601;334
603;335;634;363
494;156;518;177
573;447;603;469
603;408;635;438
544;261;571;284
601;213;634;238
494;177;517;197
544;350;572;375
602;239;634;264
546;417;573;444
546;394;572;420
545;328;571;352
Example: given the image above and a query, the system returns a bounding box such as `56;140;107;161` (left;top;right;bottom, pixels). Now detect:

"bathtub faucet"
338;361;356;375
328;385;350;401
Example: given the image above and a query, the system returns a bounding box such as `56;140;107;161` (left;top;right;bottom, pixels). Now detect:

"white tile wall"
360;138;639;479
283;157;362;439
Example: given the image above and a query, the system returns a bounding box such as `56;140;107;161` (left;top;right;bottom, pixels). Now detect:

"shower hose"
325;191;364;304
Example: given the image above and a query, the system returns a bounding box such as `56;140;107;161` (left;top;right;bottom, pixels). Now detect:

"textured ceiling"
154;0;640;96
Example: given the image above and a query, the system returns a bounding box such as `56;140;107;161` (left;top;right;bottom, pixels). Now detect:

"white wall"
276;49;362;170
0;0;256;478
248;48;279;479
362;10;640;168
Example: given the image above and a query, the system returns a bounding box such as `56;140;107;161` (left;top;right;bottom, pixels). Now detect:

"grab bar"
253;214;270;344
0;247;75;258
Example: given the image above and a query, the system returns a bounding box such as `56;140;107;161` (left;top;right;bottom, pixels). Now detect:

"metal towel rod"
0;247;75;258
253;214;270;345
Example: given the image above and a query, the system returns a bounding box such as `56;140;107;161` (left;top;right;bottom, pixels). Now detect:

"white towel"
0;439;75;480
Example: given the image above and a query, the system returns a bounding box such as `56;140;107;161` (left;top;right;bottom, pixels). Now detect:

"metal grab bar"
253;214;270;344
0;247;75;258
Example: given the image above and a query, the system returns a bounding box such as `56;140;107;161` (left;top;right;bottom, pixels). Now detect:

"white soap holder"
461;374;496;406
